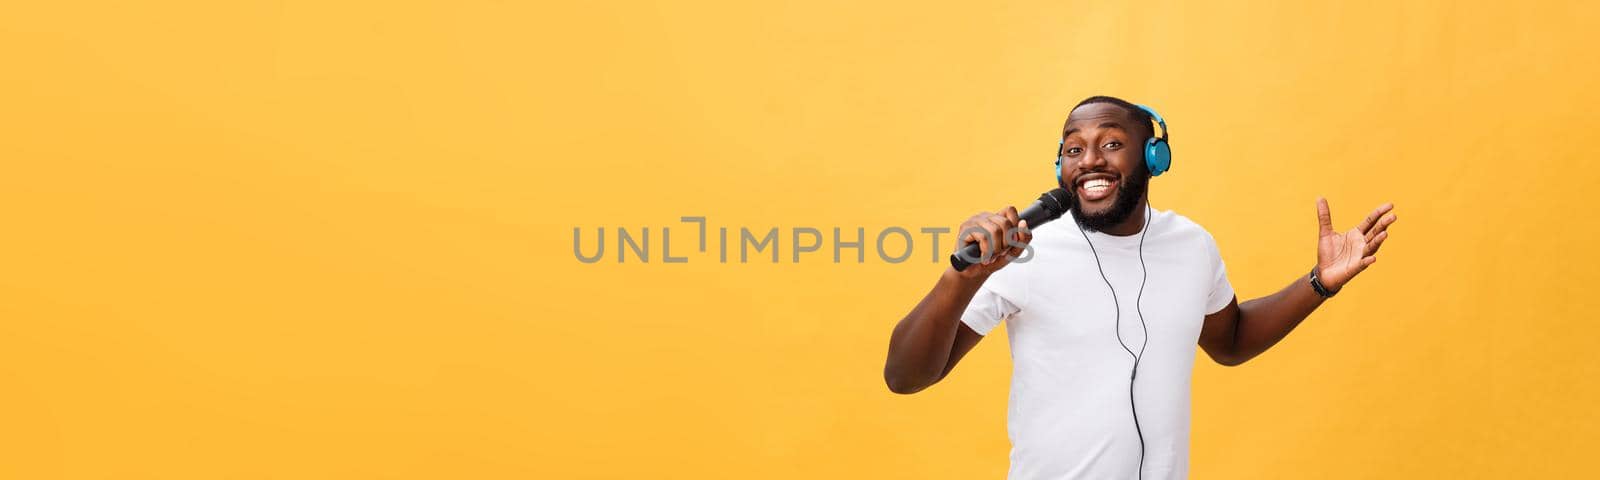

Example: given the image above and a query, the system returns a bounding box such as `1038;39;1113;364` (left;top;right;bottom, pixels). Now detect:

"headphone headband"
1135;104;1168;143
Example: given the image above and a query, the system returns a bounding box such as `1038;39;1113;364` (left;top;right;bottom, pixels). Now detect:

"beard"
1066;170;1149;233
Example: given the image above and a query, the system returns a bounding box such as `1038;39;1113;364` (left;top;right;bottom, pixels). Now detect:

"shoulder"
1151;208;1205;236
1150;208;1222;251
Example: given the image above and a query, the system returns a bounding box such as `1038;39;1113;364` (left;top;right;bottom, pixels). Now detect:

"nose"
1077;148;1108;172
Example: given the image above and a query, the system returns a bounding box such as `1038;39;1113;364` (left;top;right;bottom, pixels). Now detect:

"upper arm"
1198;296;1242;365
932;266;1019;384
937;323;985;381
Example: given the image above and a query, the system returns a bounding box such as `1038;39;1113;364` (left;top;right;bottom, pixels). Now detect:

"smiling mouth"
1076;176;1119;202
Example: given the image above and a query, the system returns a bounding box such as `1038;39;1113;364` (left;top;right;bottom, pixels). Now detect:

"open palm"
1315;198;1397;292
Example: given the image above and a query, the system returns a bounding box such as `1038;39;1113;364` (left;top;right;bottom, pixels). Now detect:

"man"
882;96;1397;479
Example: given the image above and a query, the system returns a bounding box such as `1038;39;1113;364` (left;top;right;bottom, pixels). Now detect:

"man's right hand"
885;206;1029;394
953;206;1033;279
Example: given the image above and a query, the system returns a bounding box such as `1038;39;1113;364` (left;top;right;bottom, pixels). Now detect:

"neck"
1096;198;1149;237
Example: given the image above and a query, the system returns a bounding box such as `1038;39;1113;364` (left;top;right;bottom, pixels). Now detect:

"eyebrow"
1062;122;1127;139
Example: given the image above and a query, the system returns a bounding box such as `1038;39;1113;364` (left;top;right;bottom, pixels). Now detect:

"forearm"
1203;199;1395;366
884;268;986;393
1229;269;1327;363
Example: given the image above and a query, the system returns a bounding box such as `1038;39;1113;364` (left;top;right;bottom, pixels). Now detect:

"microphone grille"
1039;188;1071;215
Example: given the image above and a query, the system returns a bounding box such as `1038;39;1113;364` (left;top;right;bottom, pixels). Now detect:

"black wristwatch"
1309;267;1338;298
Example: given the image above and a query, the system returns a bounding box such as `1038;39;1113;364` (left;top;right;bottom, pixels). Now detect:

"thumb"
1316;197;1334;236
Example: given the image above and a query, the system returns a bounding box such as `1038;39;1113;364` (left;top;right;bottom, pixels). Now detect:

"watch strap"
1310;267;1338;298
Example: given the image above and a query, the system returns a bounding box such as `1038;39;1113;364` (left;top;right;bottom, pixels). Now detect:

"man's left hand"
1315;198;1397;292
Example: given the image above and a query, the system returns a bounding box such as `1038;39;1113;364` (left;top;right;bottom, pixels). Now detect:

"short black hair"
1068;95;1155;141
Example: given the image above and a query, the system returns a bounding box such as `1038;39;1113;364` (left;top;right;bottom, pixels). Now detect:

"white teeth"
1083;179;1111;190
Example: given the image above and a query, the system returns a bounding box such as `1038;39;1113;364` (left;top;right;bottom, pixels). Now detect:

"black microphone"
949;188;1071;272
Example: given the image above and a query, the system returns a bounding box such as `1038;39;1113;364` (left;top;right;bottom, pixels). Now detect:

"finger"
989;214;1017;263
1317;197;1333;236
961;221;984;245
987;216;1012;263
976;216;1006;264
1007;220;1032;257
961;219;990;263
967;219;995;263
1364;213;1398;243
1365;230;1388;256
999;211;1020;250
1002;206;1021;228
1356;202;1395;234
995;209;1020;256
960;214;984;246
963;228;990;264
1347;255;1377;278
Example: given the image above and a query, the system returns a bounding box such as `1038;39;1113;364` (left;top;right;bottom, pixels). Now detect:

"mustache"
1068;169;1122;184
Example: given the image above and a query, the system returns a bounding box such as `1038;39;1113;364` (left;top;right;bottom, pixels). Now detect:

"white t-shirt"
960;207;1234;480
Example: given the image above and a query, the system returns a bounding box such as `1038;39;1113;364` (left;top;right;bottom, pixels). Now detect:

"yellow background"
3;1;1598;478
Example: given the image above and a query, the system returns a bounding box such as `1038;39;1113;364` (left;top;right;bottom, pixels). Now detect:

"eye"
1103;141;1123;150
1065;146;1083;155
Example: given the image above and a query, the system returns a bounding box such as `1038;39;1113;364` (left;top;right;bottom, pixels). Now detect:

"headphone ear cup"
1145;139;1171;177
1056;139;1065;186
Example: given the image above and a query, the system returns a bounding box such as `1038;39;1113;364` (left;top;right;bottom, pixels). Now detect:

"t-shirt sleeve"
959;272;1024;336
1204;232;1236;315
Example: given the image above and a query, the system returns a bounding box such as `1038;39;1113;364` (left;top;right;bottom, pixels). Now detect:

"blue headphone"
1056;104;1171;184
